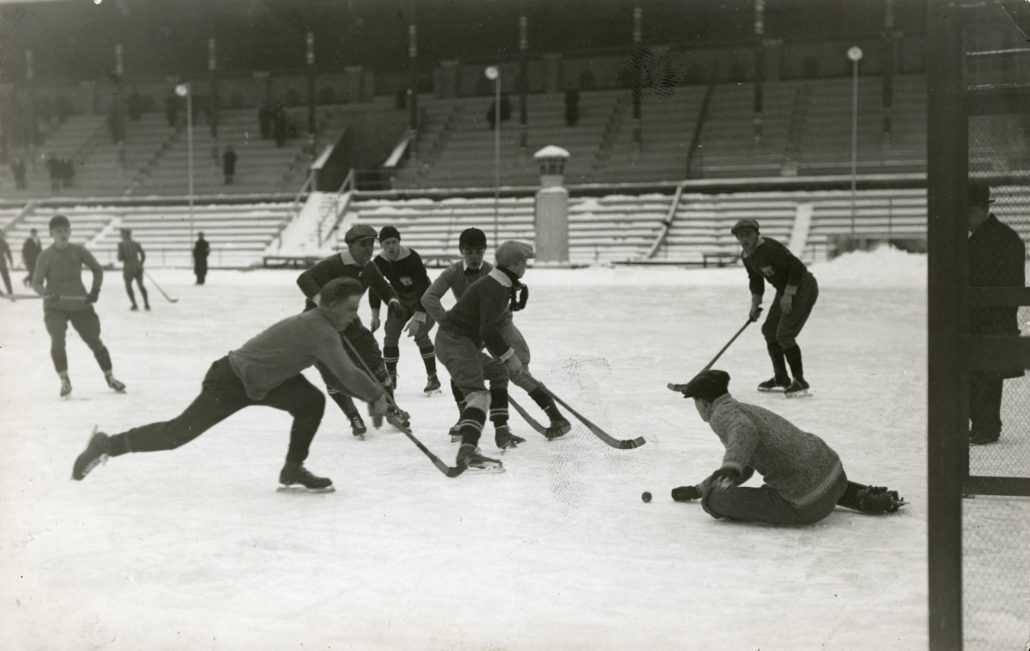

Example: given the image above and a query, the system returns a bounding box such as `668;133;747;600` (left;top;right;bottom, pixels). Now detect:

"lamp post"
485;65;501;245
175;83;194;251
847;45;863;239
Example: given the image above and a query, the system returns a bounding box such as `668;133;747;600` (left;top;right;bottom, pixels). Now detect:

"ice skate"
130;304;139;311
349;414;368;439
59;376;72;398
105;373;127;393
856;486;904;514
278;461;334;493
494;425;526;450
423;374;442;396
544;416;572;440
757;376;791;392
72;428;110;481
455;443;504;473
783;378;810;398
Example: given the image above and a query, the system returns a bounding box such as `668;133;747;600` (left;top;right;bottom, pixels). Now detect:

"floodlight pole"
176;83;195;249
486;66;501;245
848;46;863;238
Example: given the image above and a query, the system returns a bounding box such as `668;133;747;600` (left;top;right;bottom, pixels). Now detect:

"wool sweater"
420;260;494;323
706;393;843;507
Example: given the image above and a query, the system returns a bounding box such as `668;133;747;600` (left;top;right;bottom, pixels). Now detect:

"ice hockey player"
667;369;903;524
32;215;127;398
117;228;150;311
71;277;388;490
434;240;547;470
297;224;410;437
422;229;570;448
368;225;441;396
732;218;819;397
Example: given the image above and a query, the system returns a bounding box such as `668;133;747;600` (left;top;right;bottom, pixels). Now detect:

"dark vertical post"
408;22;419;133
114;43;126;169
926;0;967;648
753;0;765;143
306;31;316;138
632;7;642;150
883;0;896;137
26;49;37;149
519;13;529;151
209;37;219;162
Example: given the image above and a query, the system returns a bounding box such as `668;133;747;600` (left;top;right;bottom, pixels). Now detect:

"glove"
87;289;100;304
503;353;523;376
707;467;741;491
748;299;763;322
370;315;381;332
404;320;421;338
387;300;406;320
369;395;388;429
779;293;793;315
671;485;702;502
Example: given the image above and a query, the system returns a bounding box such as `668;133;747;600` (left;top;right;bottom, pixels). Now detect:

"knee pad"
464;390;490;414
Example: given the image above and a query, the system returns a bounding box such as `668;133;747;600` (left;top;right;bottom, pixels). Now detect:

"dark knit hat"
668;369;731;402
344;224;377;244
731;219;760;235
968;181;994;208
319;277;365;305
379;225;401;243
49;215;70;231
458;227;487;250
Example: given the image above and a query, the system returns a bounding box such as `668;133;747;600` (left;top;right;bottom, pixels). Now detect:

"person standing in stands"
222;145;237;185
117;228;150;311
32;215;127;398
193;232;210;285
369;225;441;396
732;218;819;398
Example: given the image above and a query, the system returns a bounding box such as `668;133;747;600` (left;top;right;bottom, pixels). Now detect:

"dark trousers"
0;266;11;294
44;306;112;374
194;263;207;285
761;273;819;350
969;372;1004;440
702;471;848;526
123;269;149;307
108;357;325;462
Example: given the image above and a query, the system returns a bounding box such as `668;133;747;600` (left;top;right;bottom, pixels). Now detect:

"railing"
1;200;38;235
685;82;716;178
318;168;355;247
272;172;314;251
644;181;686;259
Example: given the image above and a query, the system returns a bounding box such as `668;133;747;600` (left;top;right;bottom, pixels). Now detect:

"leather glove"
671;486;702;502
370;315;381;332
369;395;388;429
708;467;741;491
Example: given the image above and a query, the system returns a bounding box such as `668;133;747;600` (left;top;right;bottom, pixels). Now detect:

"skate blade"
450;435;462;443
784;390;811;399
352;432;367;441
277;484;336;494
758;387;787;393
464;464;505;474
424;389;443;397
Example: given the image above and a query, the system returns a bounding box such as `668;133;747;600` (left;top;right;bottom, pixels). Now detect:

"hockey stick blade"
508;397;548;436
541;385;646;450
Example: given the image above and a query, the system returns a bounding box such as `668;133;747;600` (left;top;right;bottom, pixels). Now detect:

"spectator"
564;87;580;127
22;227;42;287
258;103;271;139
165;94;178;127
499;93;512;122
273;104;287;147
128;91;143;121
222;145;237;185
967;181;1026;445
193;232;210;285
10;157;27;189
45;154;60;192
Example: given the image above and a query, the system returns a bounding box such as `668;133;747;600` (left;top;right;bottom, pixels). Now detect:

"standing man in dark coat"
222;145;237;185
967;182;1027;445
193;232;210;285
22;228;42;287
733;218;819;397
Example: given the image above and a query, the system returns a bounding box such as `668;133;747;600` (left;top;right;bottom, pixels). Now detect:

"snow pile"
810;245;926;288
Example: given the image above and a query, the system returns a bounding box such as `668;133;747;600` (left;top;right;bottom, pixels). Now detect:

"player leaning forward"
435;241;548;470
732;218;818;397
72;278;388;490
668;370;902;524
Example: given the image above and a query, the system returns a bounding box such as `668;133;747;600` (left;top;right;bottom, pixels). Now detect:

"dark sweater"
742;237;810;296
369;245;431;313
439;268;515;358
296;249;397;311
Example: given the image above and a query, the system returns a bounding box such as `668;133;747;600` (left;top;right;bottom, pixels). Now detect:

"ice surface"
0;248;1024;650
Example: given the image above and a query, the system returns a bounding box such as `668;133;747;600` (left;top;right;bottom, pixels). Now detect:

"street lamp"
847;46;863;239
485;65;500;245
175;82;194;253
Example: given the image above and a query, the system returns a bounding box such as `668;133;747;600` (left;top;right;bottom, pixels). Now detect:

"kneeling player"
667;370;903;524
71;278;388;491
